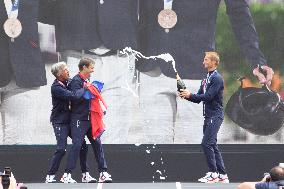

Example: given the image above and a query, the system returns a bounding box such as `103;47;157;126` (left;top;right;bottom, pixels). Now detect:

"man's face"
203;55;216;70
83;63;94;77
60;66;70;81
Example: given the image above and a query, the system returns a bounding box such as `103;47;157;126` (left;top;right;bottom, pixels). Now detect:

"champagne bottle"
176;73;186;92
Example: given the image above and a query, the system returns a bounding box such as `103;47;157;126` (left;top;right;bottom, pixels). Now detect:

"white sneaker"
82;172;97;183
60;173;77;183
45;175;56;183
218;174;230;183
98;172;112;183
198;172;219;183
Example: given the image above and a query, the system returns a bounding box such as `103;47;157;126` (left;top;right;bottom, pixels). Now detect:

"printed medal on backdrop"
3;18;22;39
158;0;177;33
3;0;22;41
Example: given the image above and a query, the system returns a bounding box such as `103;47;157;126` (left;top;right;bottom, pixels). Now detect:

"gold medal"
3;18;22;40
158;9;177;30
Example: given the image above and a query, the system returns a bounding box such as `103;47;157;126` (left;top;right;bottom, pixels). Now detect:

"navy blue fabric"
275;180;284;186
186;70;226;174
38;0;56;25
0;0;46;87
201;117;226;174
65;119;107;173
54;0;102;51
137;0;267;79
68;75;90;121
38;0;139;51
66;75;108;173
50;79;85;124
38;0;266;78
224;0;267;69
48;80;88;175
187;70;224;118
97;0;139;50
48;123;89;175
255;182;278;189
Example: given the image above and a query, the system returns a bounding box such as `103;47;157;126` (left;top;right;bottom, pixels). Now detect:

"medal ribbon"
164;0;173;10
203;70;217;93
202;70;216;116
4;0;19;18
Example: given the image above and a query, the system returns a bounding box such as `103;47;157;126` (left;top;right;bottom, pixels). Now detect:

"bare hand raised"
253;65;274;86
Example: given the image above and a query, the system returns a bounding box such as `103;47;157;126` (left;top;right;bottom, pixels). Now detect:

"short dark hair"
78;58;95;71
270;166;284;181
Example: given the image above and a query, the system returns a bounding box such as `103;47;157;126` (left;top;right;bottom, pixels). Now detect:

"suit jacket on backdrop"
0;0;47;88
38;0;56;26
53;0;102;52
38;0;139;52
137;0;267;80
97;0;139;50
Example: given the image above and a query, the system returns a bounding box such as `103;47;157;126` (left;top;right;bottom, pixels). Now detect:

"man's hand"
260;173;271;182
83;82;92;89
178;89;191;99
8;173;16;189
253;65;274;86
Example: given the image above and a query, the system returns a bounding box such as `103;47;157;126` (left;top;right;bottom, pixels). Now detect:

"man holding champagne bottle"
179;52;229;183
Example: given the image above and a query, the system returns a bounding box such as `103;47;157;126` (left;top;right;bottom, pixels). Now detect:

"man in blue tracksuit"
63;58;112;183
179;52;229;183
45;62;96;183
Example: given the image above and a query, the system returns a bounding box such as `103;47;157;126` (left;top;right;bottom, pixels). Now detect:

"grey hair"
51;62;67;78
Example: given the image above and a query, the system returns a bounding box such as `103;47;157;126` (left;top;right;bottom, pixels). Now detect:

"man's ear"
57;69;63;77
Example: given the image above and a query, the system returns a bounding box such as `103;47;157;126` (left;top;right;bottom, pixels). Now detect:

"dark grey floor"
24;183;239;189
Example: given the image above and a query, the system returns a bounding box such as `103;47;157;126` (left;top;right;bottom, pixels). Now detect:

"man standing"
179;52;229;183
63;58;112;183
46;62;96;183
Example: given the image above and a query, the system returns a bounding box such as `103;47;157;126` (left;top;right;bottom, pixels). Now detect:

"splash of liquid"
118;47;178;99
120;47;177;73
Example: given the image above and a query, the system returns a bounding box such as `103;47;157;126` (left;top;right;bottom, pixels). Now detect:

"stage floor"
24;183;239;189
